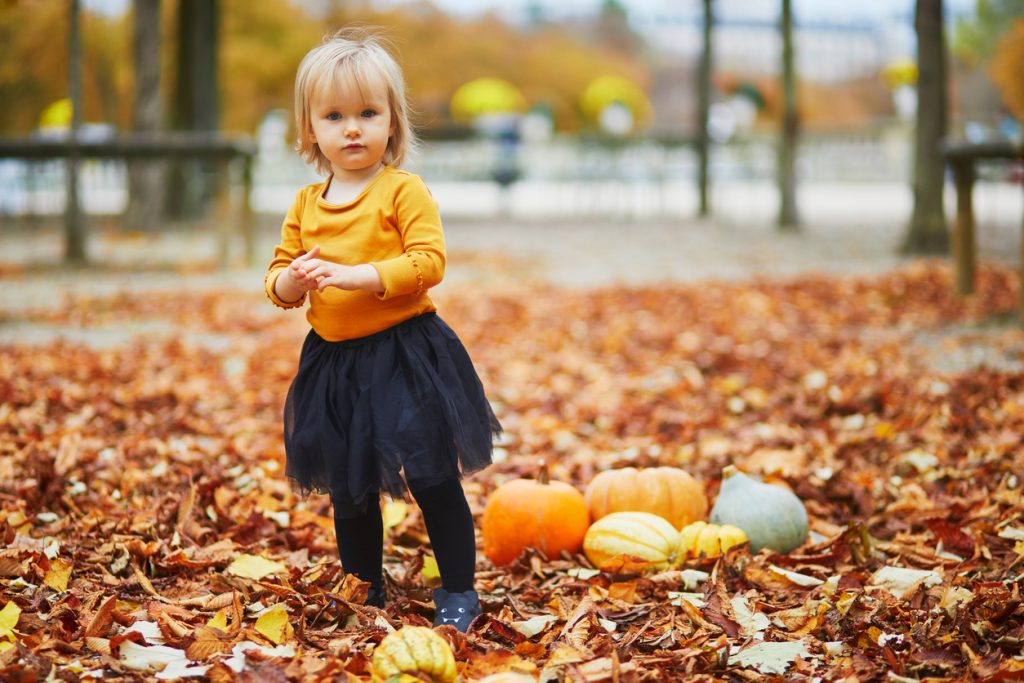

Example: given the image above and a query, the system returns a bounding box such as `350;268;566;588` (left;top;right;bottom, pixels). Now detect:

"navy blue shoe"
432;588;481;632
365;587;385;608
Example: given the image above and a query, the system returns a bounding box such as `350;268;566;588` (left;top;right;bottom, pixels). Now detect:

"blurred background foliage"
0;0;646;136
2;0;1023;138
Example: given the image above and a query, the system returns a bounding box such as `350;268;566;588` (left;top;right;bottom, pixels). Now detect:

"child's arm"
369;176;446;299
265;190;315;308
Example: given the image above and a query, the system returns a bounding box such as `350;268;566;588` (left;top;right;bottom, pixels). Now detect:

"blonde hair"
294;28;415;175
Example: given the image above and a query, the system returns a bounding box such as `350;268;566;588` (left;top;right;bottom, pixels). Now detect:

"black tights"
332;478;476;596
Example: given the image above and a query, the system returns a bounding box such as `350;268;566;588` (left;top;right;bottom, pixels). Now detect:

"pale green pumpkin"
709;465;808;553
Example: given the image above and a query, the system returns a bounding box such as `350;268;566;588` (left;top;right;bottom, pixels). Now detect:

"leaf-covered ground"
2;260;1024;681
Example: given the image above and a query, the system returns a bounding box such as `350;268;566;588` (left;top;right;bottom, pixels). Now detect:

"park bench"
0;133;256;265
944;140;1024;321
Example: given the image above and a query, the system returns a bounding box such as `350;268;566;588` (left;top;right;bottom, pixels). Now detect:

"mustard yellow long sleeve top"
264;167;446;341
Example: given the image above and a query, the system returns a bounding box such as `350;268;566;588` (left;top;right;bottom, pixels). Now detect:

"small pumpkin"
370;626;456;683
482;463;590;566
474;674;537;683
709;465;808;553
582;511;682;574
678;521;748;560
584;466;707;529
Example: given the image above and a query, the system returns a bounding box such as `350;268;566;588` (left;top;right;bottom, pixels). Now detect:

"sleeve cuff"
265;269;307;309
372;254;422;301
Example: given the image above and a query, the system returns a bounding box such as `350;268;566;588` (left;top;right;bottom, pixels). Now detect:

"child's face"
309;73;393;182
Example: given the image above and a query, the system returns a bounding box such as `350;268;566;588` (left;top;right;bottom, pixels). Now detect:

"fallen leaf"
225;554;287;581
254;605;293;644
729;640;811;674
222;641;296;673
206;610;229;632
43;557;72;592
730;594;771;637
421;555;441;585
511;615;558;638
869;566;943;598
382;500;408;535
119;641;191;672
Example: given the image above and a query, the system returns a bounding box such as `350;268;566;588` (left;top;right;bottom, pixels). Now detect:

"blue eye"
361;110;376;118
326;112;340;121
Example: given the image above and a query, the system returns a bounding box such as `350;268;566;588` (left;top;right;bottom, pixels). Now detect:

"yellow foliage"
206;609;229;632
421;555;441;586
0;2;647;135
991;20;1024;121
254;605;293;644
43;558;73;592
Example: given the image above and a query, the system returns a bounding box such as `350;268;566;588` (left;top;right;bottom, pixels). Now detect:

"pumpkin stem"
537;460;550;485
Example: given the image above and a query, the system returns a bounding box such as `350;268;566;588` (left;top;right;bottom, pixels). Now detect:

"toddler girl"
264;28;501;633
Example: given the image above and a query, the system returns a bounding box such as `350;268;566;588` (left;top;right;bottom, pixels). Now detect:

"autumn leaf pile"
2;260;1024;681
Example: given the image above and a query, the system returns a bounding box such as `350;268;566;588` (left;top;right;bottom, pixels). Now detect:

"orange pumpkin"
482;463;590;566
584;466;707;529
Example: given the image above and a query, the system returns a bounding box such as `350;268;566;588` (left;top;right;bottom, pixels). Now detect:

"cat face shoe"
365;587;385;608
432;588;482;633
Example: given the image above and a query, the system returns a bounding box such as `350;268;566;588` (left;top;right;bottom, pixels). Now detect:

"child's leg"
409;478;475;593
332;498;385;603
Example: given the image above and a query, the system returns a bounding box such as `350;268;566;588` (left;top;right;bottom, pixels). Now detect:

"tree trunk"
125;0;164;232
696;0;713;218
65;0;86;264
904;0;949;254
778;0;799;231
165;0;219;220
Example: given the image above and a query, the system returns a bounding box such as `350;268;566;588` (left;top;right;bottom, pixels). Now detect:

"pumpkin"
582;511;682;574
370;626;456;683
584;466;707;529
481;463;590;566
678;521;748;560
709;465;808;553
474;674;537;683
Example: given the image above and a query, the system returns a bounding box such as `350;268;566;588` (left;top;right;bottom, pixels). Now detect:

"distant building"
639;13;894;84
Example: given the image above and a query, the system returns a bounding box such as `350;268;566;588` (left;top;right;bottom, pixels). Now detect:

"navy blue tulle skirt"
283;313;501;517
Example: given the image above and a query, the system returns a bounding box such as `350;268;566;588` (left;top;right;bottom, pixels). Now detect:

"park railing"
0;132;256;265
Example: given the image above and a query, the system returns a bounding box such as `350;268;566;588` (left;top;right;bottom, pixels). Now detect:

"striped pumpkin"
370;626;456;683
584;466;707;529
582;511;682;574
678;521;748;560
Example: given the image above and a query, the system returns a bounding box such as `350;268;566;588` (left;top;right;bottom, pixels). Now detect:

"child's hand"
284;245;322;293
298;256;363;292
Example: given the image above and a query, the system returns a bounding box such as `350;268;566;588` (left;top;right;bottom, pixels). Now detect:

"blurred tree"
778;0;798;231
0;2;127;133
166;0;219;219
904;0;949;255
325;3;645;134
696;0;712;217
219;0;320;135
990;20;1024;121
596;0;644;57
0;2;645;137
125;0;164;233
66;0;85;264
953;0;1024;64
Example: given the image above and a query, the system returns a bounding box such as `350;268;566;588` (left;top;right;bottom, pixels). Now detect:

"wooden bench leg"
951;160;975;296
